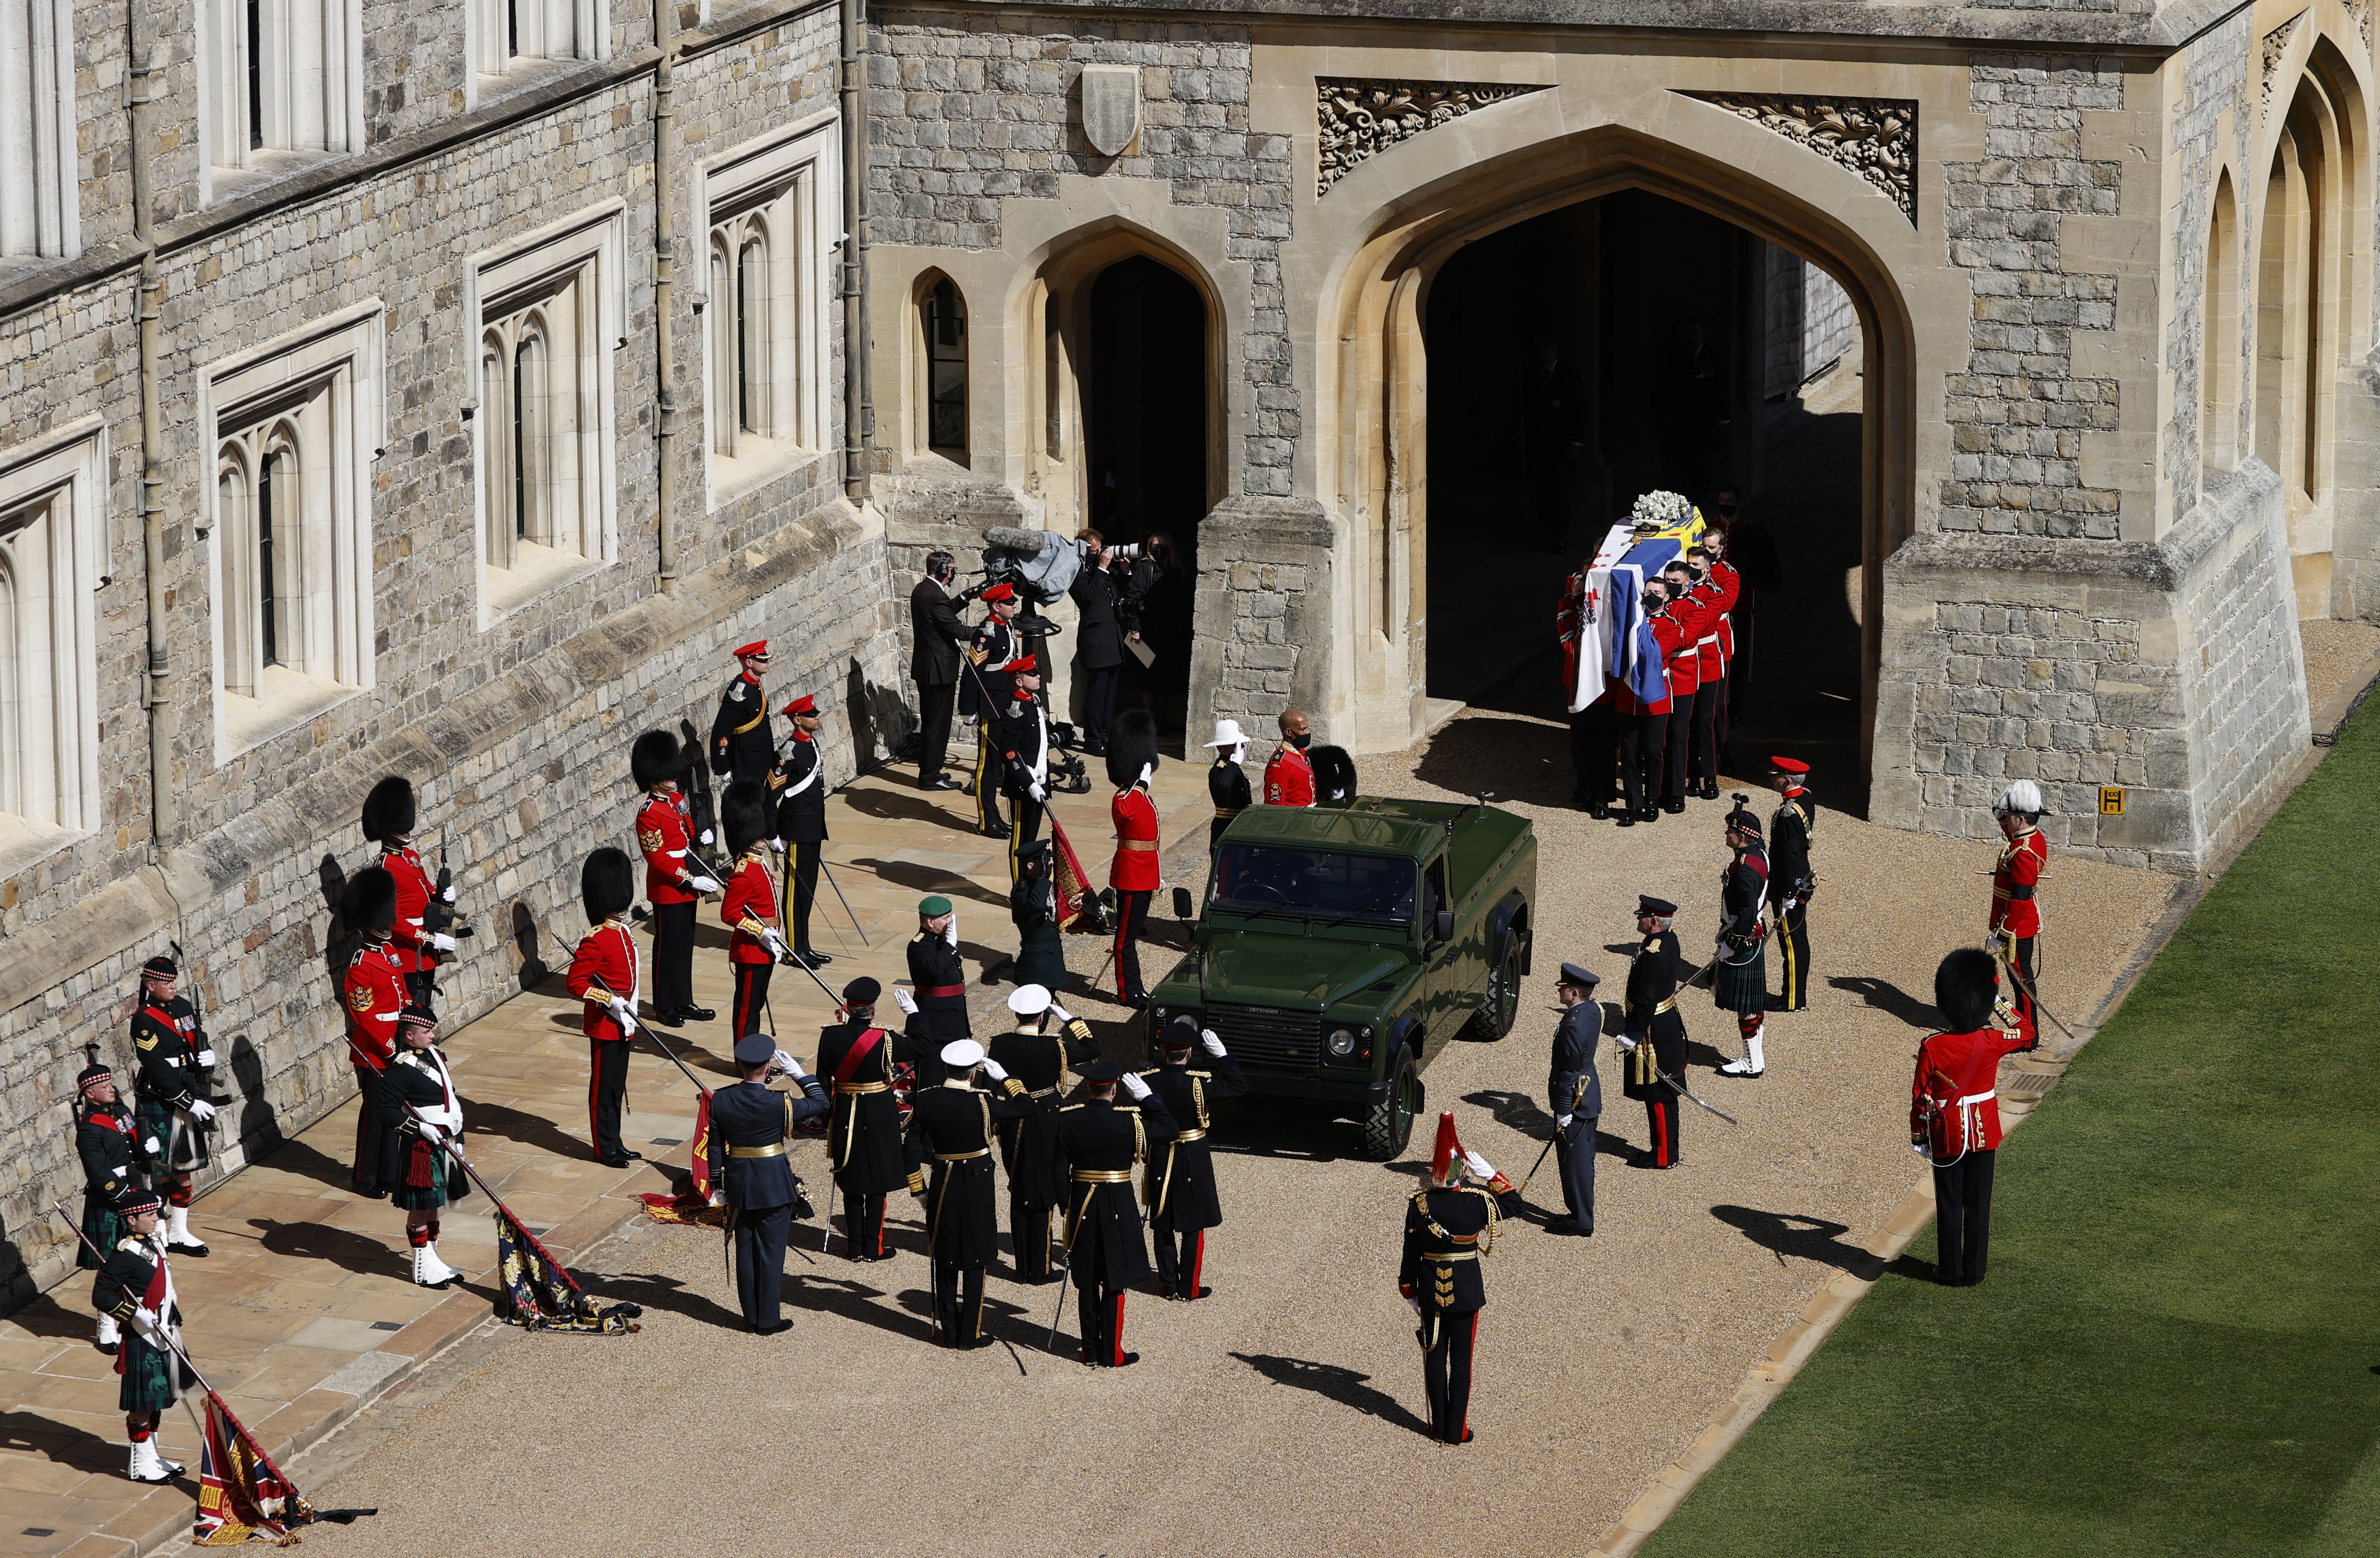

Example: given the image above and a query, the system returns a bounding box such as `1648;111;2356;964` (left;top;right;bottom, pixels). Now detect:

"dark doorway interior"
1420;189;1868;809
1084;255;1208;742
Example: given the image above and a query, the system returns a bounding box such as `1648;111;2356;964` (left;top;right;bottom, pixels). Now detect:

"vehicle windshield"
1210;845;1416;922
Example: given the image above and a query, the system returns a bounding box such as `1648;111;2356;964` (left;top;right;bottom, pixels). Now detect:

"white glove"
1048;1001;1073;1024
944;913;959;949
195;1048;217;1069
1463;1150;1494;1180
417;1121;444;1144
767;837;785;853
441;883;458;904
1987;933;2006;954
430;932;459;953
893;986;920;1015
708;1188;727;1208
1120;1071;1152;1100
1555;1113;1574;1131
144;1136;162;1157
607;995;638;1031
133;1304;162;1334
1029;783;1048;802
688;875;722;894
186;1098;217;1123
1615;1034;1639;1052
774;1049;804;1078
698;828;716;846
1201;1029;1225;1056
1911;1140;1933;1158
982;1058;1009;1082
761;928;790;960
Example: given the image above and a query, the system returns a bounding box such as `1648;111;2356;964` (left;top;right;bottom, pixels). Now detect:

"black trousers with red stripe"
1644;1097;1680;1167
1077;1282;1129;1365
731;962;772;1040
1152;1221;1206;1297
588;1038;629;1160
1112;889;1152;1000
1421;1306;1479;1443
836;1179;888;1259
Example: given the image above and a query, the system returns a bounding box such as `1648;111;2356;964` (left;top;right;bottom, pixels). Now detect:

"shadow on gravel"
579;1270;745;1329
1230;1351;1432;1437
785;1272;933;1342
1709;1206;1884;1278
1412;715;1575;808
1826;975;1940;1031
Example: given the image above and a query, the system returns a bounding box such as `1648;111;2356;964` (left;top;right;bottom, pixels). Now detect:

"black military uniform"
989;999;1102;1280
73;1068;147;1343
1009;843;1069;993
1547;965;1603;1235
906;905;971;1041
773;706;831;966
903;1055;1036;1346
130;958;212;1256
961;605;1017;836
1208;746;1252;850
1399;1135;1522;1444
996;676;1051;878
708;1036;830;1332
1619;896;1688;1169
1054;1063;1178;1367
1139;1020;1246;1299
1766;763;1816;1012
817;979;937;1261
710;650;776;785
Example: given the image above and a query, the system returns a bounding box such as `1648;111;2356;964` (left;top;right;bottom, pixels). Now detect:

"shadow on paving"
1230;1351;1433;1437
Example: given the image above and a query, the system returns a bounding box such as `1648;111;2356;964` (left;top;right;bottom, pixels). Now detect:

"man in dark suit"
909;550;968;791
707;1033;830;1332
1068;534;1127;755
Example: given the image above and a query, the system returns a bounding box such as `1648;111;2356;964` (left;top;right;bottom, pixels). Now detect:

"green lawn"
1642;700;2380;1558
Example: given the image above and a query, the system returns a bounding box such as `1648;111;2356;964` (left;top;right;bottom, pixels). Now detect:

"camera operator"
1068;529;1130;757
909;550;968;792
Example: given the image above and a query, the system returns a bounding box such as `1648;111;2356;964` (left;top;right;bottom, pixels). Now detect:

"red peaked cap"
732;640;770;660
980;582;1016;603
1002;654;1038;675
1428;1112;1463;1185
1769;755;1810;775
782;694;818;717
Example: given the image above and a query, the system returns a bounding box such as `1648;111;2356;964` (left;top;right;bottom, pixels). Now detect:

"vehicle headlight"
1153;1007;1170;1024
1326;1028;1357;1057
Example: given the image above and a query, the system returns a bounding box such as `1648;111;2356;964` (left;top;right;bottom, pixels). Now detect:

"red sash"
917;984;966;999
831;1027;887;1087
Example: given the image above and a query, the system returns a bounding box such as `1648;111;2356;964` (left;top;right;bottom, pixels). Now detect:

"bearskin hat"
581;847;636;923
1106;709;1161;792
1310;744;1358;806
361;775;417;840
631;729;681;791
341;865;397;933
722;779;771;858
1935;947;2000;1033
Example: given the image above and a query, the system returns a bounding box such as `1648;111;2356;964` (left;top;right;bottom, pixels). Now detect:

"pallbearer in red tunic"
1107;710;1162;1008
718;780;790;1040
1912;949;2031;1285
567;848;642;1167
1988;779;2050;1050
362;775;454;1012
340;866;409;1198
634;729;719;1027
1262;709;1316;807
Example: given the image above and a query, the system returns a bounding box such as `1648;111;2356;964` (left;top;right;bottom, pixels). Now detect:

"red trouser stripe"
1112;1292;1127;1366
873;1198;887;1258
1187;1229;1205;1296
1462;1313;1478;1441
1654;1102;1670;1166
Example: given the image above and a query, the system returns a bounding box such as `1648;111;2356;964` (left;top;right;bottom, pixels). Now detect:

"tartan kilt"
1712;947;1769;1014
133;1093;210;1173
388;1139;453;1212
77;1194;124;1271
118;1331;180;1413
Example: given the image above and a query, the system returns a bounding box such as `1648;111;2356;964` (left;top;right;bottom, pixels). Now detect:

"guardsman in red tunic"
567;848;643;1167
1686;542;1739;799
1988;779;2051;1050
718;780;791;1039
1656;562;1713;814
634;729;720;1027
341;866;409;1198
1107;710;1163;1009
1912;949;2031;1285
1703;530;1743;779
362;775;453;1012
1262;709;1317;807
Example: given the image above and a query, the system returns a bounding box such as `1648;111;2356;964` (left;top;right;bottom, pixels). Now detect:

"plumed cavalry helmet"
1426;1112;1466;1187
1106;709;1160;792
342;865;397;934
581;848;636;924
631;730;681;791
361;775;417;841
1309;745;1358;806
1934;948;2000;1032
721;779;771;858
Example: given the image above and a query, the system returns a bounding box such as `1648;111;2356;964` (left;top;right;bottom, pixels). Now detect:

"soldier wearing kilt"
376;1006;468;1291
1139;1017;1247;1300
129;956;215;1257
1008;842;1070;993
903;1040;1037;1347
1712;804;1773;1079
74;1063;147;1353
1618;895;1688;1169
988;983;1102;1281
90;1189;196;1483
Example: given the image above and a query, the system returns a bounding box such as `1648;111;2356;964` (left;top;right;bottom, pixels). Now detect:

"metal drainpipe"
840;0;871;503
652;0;680;593
129;0;173;862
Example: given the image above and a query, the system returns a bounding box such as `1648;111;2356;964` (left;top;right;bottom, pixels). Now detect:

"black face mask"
1289;732;1312;750
1716;503;1739;517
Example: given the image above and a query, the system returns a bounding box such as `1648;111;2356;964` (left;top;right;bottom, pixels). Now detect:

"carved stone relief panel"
1315;78;1550;197
1677;92;1918;223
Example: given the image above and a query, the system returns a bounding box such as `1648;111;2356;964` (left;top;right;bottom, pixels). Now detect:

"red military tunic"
567;918;641;1042
637;790;698;907
381;845;436;975
1663;591;1712;701
1910;1026;2030;1157
1111;784;1161;891
1263;744;1315;807
342;939;406;1068
1693;564;1739;684
721;849;780;965
1989;827;2049;940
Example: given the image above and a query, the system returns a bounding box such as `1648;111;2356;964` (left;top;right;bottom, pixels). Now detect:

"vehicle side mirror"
1432;909;1454;944
1172;886;1194;918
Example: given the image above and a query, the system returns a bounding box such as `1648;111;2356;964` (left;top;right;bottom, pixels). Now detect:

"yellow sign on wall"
2099;787;2126;815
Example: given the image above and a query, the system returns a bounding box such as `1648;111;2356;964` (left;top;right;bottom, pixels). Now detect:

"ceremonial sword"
1991;939;2080;1044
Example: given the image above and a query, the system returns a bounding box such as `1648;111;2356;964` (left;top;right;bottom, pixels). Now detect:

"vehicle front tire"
1359;1053;1422;1160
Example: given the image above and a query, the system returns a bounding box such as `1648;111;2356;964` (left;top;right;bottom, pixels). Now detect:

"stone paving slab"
0;755;1211;1555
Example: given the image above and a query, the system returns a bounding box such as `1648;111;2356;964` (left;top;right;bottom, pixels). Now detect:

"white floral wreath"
1630;490;1698;527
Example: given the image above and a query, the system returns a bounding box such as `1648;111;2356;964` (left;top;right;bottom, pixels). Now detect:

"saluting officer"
711;641;778;785
362;776;455;1011
1263;710;1317;807
1203;719;1253;848
1765;757;1816;1013
995;654;1053;876
1618;896;1687;1169
91;1189;193;1484
1398;1114;1521;1444
1912;948;2030;1285
1138;1017;1245;1299
128;957;213;1257
906;895;971;1040
634;730;720;1027
1989;778;2051;1051
963;584;1022;838
989;984;1102;1282
73;1062;146;1354
772;693;832;968
376;1005;467;1291
1712;803;1773;1079
566;848;644;1167
903;1039;1036;1347
1108;710;1162;1008
1054;1059;1179;1367
340;867;408;1199
817;977;938;1261
1546;963;1602;1236
709;1034;829;1332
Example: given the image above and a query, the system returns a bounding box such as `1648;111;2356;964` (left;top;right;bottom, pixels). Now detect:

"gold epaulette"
1134;1067;1161;1077
1059;1102;1085;1112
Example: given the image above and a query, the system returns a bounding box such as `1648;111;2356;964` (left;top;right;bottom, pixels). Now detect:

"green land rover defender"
1149;795;1537;1159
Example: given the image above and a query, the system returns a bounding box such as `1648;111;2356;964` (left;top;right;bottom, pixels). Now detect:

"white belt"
1696;634;1719;647
1954;1090;1995;1106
